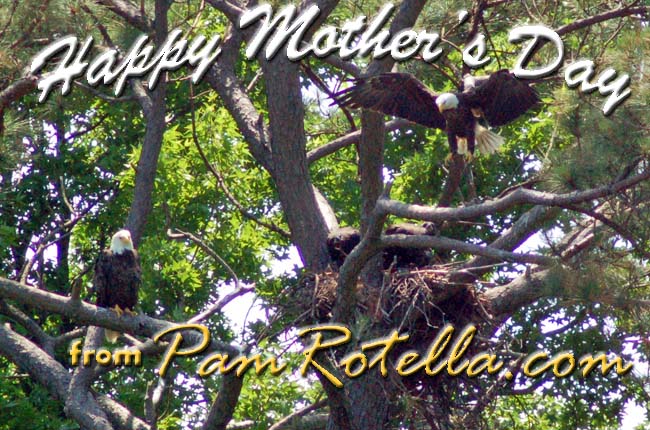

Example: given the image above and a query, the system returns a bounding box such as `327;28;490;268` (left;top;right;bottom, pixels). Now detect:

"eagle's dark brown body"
94;249;141;312
326;223;435;270
326;226;361;269
440;105;476;154
383;223;435;269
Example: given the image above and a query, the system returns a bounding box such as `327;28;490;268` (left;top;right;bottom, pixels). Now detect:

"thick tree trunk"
326;369;392;430
125;0;169;246
261;58;330;271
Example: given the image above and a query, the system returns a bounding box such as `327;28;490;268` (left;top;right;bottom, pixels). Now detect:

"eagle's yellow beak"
436;100;451;113
436;93;459;113
110;230;134;253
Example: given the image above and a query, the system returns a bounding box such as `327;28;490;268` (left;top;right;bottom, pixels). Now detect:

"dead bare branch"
380;234;556;266
377;167;650;223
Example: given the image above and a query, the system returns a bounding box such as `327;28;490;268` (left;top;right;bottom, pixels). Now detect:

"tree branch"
19;195;106;284
166;227;256;324
0;324;121;430
145;373;170;428
451;205;561;282
205;0;245;24
258;7;338;270
66;326;115;430
306;119;410;165
302;62;357;129
187;99;291;239
376;168;650;223
481;200;629;317
0;277;240;355
355;0;429;295
125;0;169;246
268;399;327;430
318;54;361;77
437;155;469;208
0;74;37;110
95;0;152;32
201;373;244;430
0;299;54;354
482;267;560;316
380;234;556;266
75;81;137;104
204;29;273;172
332;185;391;324
518;4;650;69
167;228;240;291
555;5;649;36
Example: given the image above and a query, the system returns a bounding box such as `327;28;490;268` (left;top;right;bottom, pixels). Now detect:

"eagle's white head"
436;93;459;112
110;230;134;254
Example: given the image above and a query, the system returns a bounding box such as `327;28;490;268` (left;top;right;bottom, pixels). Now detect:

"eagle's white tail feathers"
105;329;120;343
475;124;504;155
457;137;468;155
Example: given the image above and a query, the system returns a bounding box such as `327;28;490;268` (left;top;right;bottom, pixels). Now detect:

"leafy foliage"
0;0;649;429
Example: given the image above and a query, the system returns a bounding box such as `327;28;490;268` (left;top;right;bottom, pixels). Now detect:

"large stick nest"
277;266;496;410
281;266;489;330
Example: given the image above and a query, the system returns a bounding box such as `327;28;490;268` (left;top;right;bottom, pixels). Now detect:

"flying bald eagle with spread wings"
94;229;141;342
332;70;539;159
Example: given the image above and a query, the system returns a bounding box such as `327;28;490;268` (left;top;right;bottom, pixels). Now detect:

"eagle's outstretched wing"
332;73;446;130
462;70;539;126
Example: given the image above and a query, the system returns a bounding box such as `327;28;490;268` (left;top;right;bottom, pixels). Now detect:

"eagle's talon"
464;152;474;163
112;305;123;317
444;153;455;165
124;308;137;316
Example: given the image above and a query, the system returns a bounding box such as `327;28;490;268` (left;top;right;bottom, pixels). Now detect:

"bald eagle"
332;70;538;159
94;230;141;342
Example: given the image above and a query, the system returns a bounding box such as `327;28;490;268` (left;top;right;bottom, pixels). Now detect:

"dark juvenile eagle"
326;223;435;270
94;229;141;342
383;222;436;269
327;226;361;269
332;70;538;159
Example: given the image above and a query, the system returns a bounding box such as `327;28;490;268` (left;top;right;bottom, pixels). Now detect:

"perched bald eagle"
94;230;141;342
332;70;538;159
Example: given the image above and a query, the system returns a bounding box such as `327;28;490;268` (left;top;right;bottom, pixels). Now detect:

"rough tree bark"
1;1;649;430
125;0;169;246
